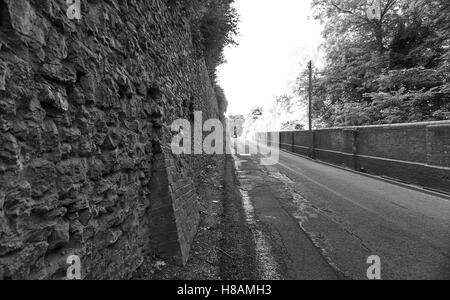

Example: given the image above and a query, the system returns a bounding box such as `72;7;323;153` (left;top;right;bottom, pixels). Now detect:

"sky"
217;0;323;116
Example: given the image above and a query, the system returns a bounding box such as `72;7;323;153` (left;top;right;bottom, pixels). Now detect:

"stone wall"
0;0;219;279
259;121;450;194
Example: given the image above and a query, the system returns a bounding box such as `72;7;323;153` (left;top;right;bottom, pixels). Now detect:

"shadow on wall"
0;0;12;30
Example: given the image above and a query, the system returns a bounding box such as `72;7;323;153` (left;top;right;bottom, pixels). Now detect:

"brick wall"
426;124;450;167
357;124;428;163
258;121;450;194
0;0;217;279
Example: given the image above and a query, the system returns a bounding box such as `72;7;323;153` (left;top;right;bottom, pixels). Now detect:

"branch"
330;2;354;15
381;0;397;19
330;1;375;26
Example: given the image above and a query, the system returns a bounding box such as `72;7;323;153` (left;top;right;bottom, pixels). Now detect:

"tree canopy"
296;0;450;127
187;0;238;117
190;0;239;82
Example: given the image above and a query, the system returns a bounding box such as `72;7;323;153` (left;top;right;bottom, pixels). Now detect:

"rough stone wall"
0;0;220;279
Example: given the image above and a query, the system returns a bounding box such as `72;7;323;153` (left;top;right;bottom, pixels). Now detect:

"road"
232;148;450;280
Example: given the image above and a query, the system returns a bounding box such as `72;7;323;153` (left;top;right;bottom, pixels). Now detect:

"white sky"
217;0;323;116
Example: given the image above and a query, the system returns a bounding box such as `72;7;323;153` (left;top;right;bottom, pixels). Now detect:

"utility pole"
308;60;315;160
308;60;313;132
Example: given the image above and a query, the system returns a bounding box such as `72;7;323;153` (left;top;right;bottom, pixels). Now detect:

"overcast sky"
217;0;323;116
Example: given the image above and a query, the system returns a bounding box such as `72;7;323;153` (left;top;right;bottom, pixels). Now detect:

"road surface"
232;149;450;280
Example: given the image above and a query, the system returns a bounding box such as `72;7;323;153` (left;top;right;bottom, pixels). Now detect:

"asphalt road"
233;149;450;280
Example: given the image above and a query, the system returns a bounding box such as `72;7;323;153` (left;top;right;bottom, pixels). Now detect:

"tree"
250;106;264;120
312;0;399;55
281;121;305;131
193;0;239;82
300;0;450;127
186;0;238;120
228;114;245;137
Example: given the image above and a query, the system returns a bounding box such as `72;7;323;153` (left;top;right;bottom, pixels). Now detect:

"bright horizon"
217;0;323;117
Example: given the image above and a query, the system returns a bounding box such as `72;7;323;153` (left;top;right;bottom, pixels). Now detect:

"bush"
196;0;239;82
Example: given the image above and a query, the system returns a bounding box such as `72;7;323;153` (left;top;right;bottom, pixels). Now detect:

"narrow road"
233;149;450;280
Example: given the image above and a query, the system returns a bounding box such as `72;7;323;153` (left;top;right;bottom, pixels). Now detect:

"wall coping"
260;120;450;134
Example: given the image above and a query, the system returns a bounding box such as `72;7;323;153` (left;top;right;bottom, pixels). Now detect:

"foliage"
191;0;239;82
185;0;238;118
297;0;450;127
214;84;229;120
281;121;305;131
227;114;245;137
250;106;264;120
242;94;308;136
228;114;245;125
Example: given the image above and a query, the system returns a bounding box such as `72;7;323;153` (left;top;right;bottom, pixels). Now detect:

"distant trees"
298;0;450;127
250;106;264;120
241;95;308;135
227;114;245;137
281;121;305;131
228;114;245;125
